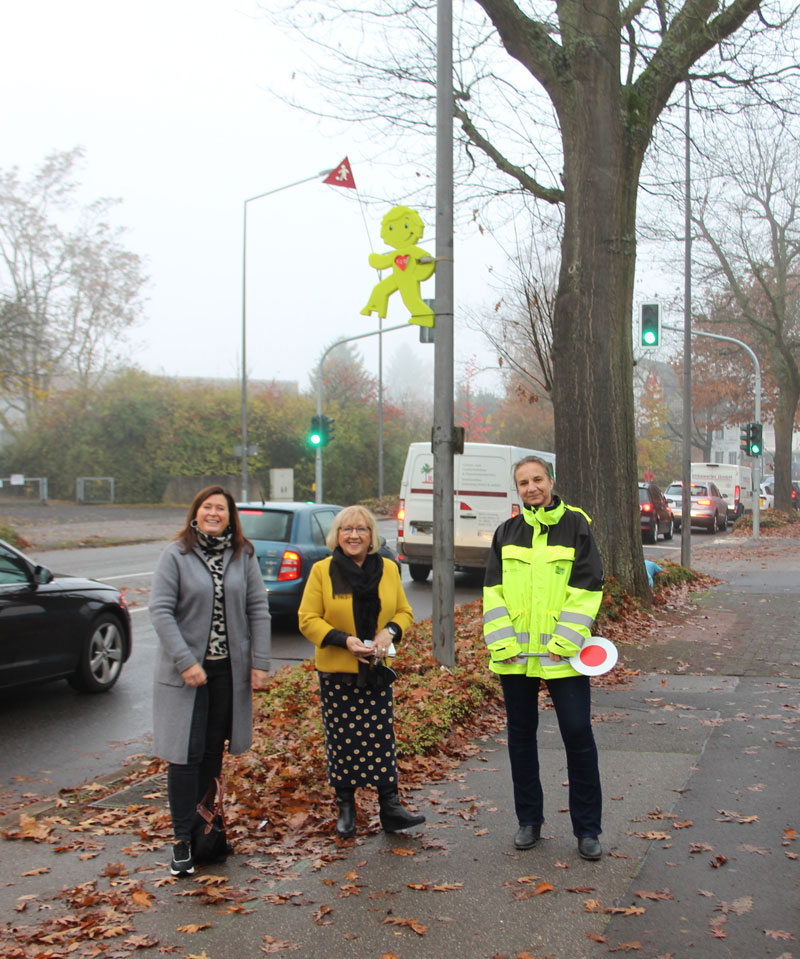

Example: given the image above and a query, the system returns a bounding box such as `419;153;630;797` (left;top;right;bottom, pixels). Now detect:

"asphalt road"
0;527;484;810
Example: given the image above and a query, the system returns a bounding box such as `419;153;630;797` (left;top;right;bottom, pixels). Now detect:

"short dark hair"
513;455;554;483
175;485;253;558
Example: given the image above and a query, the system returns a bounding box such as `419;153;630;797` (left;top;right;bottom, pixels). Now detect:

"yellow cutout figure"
361;205;435;327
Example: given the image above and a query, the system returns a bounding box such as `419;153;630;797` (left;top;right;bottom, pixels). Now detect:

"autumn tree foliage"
690;117;800;511
0;149;147;435
636;372;679;485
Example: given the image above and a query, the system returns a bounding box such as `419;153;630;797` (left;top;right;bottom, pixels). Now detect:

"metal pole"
378;316;384;499
432;0;455;668
665;324;762;539
314;323;409;505
241;201;249;502
681;83;692;568
240;169;333;504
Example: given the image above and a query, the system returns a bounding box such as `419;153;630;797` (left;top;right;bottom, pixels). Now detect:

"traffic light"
740;423;750;454
308;414;335;448
639;302;661;348
740;422;764;457
308;415;323;448
748;422;763;456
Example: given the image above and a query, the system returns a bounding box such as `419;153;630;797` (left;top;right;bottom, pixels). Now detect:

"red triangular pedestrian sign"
323;157;356;189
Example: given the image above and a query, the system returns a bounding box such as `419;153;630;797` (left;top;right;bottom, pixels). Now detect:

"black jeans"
167;658;233;842
499;672;602;838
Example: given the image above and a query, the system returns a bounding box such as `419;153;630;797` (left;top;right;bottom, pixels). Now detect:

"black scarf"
331;546;383;638
331;547;383;687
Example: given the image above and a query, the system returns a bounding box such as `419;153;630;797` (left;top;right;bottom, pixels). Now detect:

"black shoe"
578;836;603;860
378;791;426;833
335;789;356;838
170;840;195;875
514;824;541;849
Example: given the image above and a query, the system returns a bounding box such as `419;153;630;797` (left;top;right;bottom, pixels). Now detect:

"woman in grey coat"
149;485;271;876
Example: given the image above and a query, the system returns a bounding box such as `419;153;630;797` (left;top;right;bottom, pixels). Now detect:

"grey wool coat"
149;540;271;764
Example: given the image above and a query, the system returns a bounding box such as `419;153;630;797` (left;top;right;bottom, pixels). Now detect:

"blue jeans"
499;673;602;838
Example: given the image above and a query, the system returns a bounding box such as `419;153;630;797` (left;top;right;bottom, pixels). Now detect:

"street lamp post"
240;170;333;501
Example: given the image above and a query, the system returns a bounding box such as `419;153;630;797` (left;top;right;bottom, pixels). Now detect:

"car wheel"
68;614;125;693
708;513;718;534
643;524;656;544
408;563;431;583
663;518;674;541
719;511;727;531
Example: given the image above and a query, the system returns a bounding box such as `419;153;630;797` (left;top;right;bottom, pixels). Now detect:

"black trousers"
500;672;602;838
167;658;232;842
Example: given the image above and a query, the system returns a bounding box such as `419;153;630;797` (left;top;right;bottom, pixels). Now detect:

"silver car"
664;481;728;534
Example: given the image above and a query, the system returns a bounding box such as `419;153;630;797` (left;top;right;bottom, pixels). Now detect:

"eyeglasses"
341;526;368;535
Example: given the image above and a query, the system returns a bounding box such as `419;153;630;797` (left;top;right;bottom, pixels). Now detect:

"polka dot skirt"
318;674;398;790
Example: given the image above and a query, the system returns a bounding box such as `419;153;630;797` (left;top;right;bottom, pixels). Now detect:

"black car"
237;502;399;616
0;539;132;692
638;482;674;543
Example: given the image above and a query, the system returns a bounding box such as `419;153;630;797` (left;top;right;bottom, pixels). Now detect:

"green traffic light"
309;432;322;446
643;331;657;346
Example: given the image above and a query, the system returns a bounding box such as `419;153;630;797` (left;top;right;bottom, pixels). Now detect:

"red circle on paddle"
580;644;608;667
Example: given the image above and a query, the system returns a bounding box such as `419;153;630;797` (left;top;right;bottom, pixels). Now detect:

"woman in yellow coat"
299;505;425;838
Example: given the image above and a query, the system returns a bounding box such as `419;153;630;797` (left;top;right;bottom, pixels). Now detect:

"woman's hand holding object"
182;663;207;687
346;635;373;664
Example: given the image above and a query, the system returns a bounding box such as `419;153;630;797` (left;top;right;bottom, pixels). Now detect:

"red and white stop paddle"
527;637;618;676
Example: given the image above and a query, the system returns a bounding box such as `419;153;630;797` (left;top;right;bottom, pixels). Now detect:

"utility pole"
431;0;455;668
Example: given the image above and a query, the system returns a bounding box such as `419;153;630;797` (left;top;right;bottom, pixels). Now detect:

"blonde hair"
327;505;381;554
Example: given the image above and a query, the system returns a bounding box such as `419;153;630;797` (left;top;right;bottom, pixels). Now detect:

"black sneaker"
170;841;195;875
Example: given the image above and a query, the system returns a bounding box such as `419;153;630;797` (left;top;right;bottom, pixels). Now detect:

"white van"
397;442;556;582
690;462;754;520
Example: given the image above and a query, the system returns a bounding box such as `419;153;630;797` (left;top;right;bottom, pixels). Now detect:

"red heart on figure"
394;255;410;271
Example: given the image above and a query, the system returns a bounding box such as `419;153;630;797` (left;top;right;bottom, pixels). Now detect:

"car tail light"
511;503;520;517
397;501;405;538
734;484;741;502
641;503;653;513
277;551;301;581
696;498;712;506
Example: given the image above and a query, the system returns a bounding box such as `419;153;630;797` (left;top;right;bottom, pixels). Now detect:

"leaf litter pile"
0;562;737;958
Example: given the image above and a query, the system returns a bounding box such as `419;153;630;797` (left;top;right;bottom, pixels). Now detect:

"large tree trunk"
551;0;650;595
771;367;800;512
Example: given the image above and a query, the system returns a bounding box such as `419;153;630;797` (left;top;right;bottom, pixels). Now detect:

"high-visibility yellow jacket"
483;496;604;679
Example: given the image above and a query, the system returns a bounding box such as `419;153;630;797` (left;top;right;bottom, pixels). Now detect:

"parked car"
237;502;400;616
760;479;800;510
664;481;728;533
638;482;674;543
0;539;132;692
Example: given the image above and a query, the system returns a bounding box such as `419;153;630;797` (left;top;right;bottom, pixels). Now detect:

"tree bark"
550;0;650;593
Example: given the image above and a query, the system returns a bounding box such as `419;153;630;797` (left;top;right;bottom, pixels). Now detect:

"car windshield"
238;509;293;542
665;484;682;497
638;488;651;504
691;484;709;496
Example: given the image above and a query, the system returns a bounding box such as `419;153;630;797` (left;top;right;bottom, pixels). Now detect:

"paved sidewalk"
1;535;797;958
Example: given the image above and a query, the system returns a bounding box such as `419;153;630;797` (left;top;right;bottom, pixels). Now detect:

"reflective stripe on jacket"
482;496;604;679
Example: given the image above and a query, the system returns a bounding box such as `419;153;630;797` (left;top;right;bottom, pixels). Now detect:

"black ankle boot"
335;788;356;838
378;789;426;833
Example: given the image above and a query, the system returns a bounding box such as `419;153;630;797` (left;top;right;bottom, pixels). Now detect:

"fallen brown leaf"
383;916;428;935
177;923;211;934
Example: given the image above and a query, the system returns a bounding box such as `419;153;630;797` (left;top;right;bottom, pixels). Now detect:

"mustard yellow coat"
298;555;414;674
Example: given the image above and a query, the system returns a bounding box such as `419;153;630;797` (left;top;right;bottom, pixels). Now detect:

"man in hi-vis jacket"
483;456;605;860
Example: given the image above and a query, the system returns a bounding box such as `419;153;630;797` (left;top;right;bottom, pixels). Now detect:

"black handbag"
367;657;397;690
191;777;230;865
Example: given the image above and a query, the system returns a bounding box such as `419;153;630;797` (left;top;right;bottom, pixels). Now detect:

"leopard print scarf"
192;521;232;660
